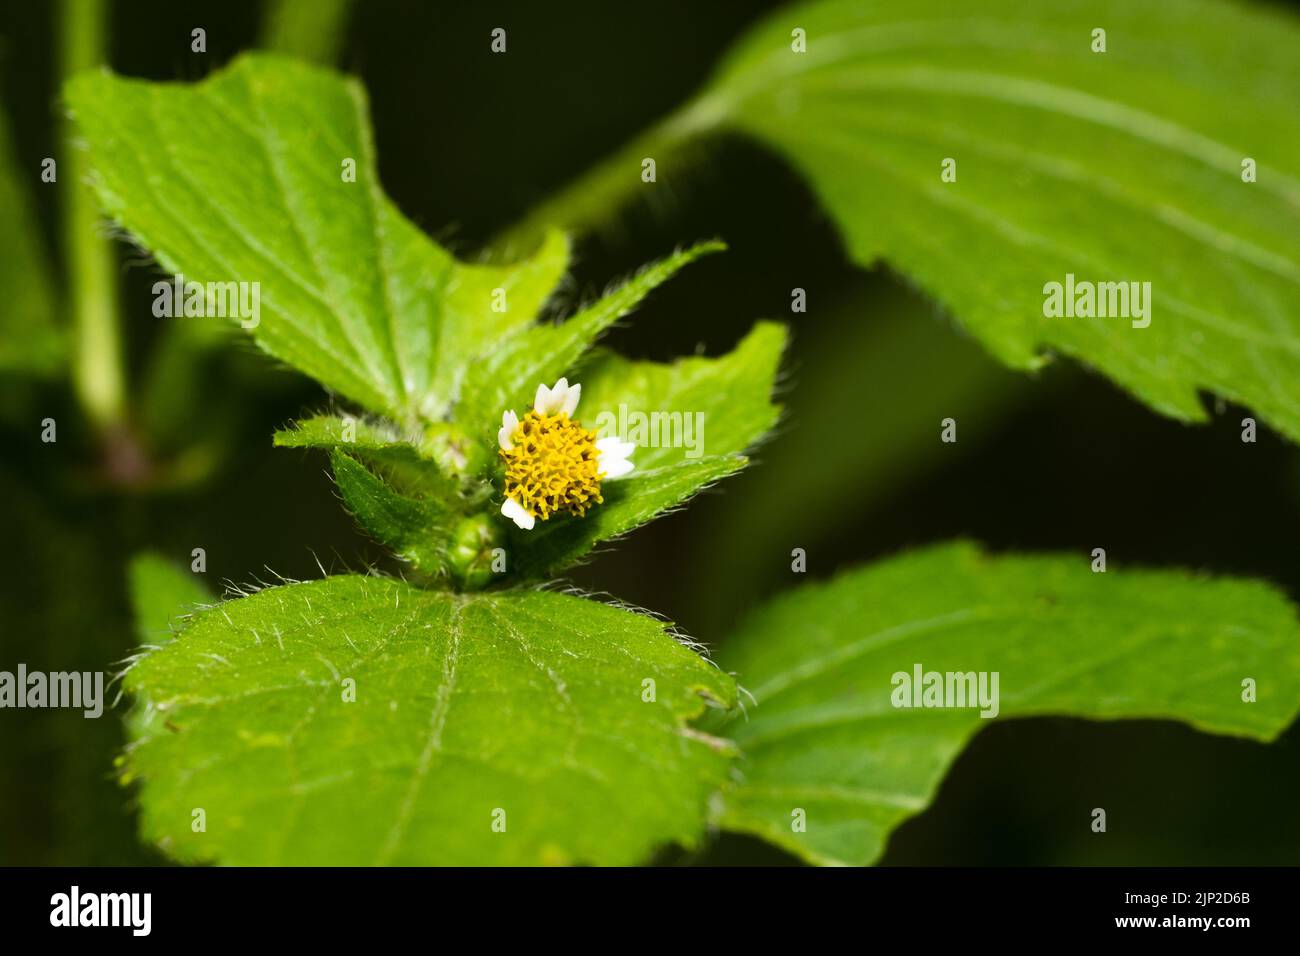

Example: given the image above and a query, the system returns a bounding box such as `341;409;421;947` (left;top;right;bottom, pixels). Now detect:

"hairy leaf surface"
123;575;736;865
67;55;568;425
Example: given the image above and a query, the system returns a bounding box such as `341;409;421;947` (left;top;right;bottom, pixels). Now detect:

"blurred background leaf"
128;552;212;645
0;101;61;376
688;282;1035;635
705;0;1300;440
713;541;1300;865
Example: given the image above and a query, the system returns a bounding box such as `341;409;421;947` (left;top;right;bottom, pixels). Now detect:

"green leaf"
128;553;213;646
512;455;746;580
276;413;487;484
666;0;1300;440
0;105;62;374
122;575;737;865
273;412;413;452
508;321;786;578
577;320;786;470
65;54;569;426
277;416;469;575
455;241;725;440
329;450;455;573
716;542;1300;866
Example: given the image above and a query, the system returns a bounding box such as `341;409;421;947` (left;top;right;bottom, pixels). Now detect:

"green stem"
261;0;355;65
61;0;125;433
494;94;728;252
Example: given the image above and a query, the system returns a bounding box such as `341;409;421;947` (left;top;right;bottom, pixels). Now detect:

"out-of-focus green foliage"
128;552;213;645
0;106;61;375
693;283;1034;624
261;0;354;65
716;542;1300;865
0;472;151;864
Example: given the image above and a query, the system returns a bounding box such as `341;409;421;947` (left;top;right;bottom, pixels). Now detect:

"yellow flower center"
500;411;603;522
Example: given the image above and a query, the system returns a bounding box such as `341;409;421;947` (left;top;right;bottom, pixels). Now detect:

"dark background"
1;0;1298;865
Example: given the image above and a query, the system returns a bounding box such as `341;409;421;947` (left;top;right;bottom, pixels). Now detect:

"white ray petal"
498;409;519;451
597;437;637;460
534;377;572;416
561;382;581;417
501;496;536;530
599;456;635;479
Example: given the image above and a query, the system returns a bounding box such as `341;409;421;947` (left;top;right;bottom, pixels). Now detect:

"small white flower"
534;377;581;418
497;377;635;531
501;496;536;530
596;436;636;479
498;409;519;452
